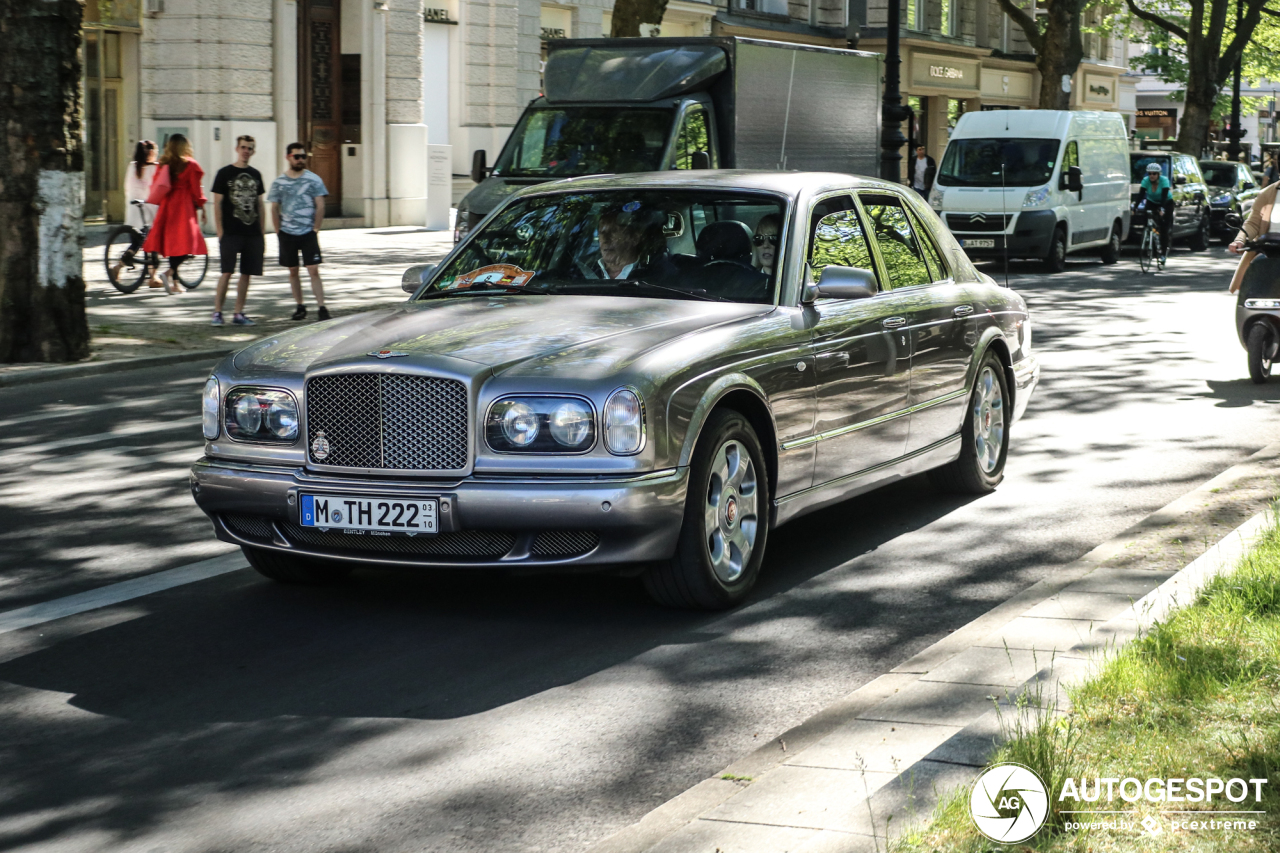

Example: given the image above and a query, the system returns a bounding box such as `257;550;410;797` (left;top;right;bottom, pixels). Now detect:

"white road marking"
0;551;246;635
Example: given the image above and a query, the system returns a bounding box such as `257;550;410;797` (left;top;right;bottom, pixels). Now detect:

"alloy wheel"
704;439;759;583
973;365;1005;474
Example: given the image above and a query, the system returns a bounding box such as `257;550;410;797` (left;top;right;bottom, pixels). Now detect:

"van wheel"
643;410;769;610
1043;226;1067;273
1189;212;1211;252
1099;222;1121;265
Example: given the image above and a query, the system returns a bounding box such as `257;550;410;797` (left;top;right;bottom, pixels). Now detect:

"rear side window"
672;109;711;170
906;208;950;282
858;193;932;289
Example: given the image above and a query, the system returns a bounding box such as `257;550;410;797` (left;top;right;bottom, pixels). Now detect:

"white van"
930;110;1130;272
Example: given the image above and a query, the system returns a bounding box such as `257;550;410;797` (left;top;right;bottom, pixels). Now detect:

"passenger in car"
752;214;780;276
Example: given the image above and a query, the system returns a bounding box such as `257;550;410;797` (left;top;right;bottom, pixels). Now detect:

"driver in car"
594;205;673;280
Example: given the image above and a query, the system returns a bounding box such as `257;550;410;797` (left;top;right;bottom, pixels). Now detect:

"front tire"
929;354;1009;494
1247;324;1274;384
1100;221;1121;265
643;409;769;610
1043;226;1067;273
243;546;352;584
1189;211;1210;252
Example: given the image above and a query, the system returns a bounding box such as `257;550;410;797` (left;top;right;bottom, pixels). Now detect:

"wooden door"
299;0;342;216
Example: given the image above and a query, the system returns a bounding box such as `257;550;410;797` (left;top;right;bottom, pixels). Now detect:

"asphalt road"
1;244;1278;853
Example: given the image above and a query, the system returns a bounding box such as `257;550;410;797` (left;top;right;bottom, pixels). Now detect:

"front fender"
669;372;775;469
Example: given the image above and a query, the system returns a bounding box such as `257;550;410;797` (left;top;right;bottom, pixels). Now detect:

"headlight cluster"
1211;193;1233;206
603;389;645;455
202;377;220;440
1022;187;1050;208
224;387;299;442
487;397;596;452
928;185;944;211
1245;299;1280;309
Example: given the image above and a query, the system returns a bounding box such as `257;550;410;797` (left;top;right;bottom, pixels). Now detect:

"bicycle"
1137;201;1166;274
104;200;209;293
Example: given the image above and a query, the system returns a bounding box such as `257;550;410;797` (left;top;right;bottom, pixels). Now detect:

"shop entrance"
298;0;343;216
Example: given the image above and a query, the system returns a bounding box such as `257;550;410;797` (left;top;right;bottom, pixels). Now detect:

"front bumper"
951;210;1058;259
1012;353;1039;424
190;459;689;571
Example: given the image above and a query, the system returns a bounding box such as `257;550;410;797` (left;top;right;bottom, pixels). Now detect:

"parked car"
1128;152;1211;250
1199;159;1262;241
932;110;1130;273
191;172;1039;610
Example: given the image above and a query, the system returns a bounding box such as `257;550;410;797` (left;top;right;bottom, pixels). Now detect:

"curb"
0;348;232;389
588;441;1280;853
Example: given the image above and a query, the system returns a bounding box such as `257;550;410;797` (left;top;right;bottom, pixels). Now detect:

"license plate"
963;239;996;248
300;494;438;535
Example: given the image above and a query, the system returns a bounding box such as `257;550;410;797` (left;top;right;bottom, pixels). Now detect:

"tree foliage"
994;0;1089;109
608;0;670;37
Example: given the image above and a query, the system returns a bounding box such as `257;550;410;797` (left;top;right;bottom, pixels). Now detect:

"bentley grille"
306;374;469;471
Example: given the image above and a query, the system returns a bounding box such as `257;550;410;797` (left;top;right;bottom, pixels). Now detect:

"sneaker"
210;312;224;326
318;306;331;321
232;313;255;326
290;304;307;321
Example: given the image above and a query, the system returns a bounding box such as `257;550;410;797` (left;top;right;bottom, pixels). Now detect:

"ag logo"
969;763;1049;843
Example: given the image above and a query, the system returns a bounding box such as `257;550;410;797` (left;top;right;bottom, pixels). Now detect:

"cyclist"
1139;161;1174;262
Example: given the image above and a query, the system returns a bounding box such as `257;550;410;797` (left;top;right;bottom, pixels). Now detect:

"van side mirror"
690;150;711;170
470;149;488;184
402;263;435;293
808;265;878;300
1175;173;1188;185
1065;165;1083;194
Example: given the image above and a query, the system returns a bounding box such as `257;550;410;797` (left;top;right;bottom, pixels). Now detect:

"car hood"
231;295;770;378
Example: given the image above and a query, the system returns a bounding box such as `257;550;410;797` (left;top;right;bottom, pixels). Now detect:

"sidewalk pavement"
589;442;1280;853
0;227;454;384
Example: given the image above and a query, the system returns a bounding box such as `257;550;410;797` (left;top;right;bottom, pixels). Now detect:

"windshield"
491;108;674;178
426;190;786;304
1131;156;1170;183
1199;162;1237;188
938;138;1060;187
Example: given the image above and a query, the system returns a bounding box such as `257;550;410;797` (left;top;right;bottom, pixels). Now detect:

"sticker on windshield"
444;264;538;290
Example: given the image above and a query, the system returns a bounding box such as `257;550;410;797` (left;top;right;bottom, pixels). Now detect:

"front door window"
858;193;932;289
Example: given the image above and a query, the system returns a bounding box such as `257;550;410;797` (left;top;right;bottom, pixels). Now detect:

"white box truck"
930;110;1130;272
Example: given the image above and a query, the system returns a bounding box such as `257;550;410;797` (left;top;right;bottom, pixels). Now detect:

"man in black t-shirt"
211;135;266;325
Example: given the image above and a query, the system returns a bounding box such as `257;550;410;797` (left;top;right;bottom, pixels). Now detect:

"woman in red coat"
142;134;208;293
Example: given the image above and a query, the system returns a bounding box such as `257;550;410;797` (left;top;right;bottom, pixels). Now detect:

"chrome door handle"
882;316;907;329
953;305;974;317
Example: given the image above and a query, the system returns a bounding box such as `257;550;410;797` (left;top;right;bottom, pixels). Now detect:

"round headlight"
266;396;299;439
550;400;592;447
202;376;220;440
603;389;644;455
233;394;263;435
501;402;540;446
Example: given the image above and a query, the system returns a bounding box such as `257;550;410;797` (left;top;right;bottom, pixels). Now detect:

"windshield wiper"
419;285;553;300
616;279;727;302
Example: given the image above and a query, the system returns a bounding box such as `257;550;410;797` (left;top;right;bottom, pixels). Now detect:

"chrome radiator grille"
306;374;469;471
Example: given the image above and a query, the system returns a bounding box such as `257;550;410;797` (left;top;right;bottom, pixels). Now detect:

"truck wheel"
1189;212;1210;252
929;353;1009;494
1099;222;1121;265
1043;226;1067;273
643;409;769;610
243;546;352;584
1247;324;1274;384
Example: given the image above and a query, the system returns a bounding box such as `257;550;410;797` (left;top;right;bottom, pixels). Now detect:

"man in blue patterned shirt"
268;142;331;321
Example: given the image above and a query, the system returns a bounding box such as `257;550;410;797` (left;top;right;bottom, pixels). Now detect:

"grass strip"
895;510;1280;852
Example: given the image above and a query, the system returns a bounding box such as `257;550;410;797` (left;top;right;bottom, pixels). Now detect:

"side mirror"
1225;212;1244;230
1244;182;1256;191
809;265;878;300
470;149;488;184
1175;174;1188;185
1065;165;1083;194
690;150;711;170
402;263;435;293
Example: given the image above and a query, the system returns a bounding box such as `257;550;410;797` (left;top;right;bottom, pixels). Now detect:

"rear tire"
1099;222;1121;265
643;409;769;610
1247;324;1274;384
1043;226;1067;273
243;546;352;584
929;353;1009;494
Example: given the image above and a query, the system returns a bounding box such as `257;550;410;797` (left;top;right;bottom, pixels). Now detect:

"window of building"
907;0;925;31
737;0;789;14
939;0;957;36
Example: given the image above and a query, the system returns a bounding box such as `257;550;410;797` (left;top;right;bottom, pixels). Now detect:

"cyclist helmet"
1146;162;1162;174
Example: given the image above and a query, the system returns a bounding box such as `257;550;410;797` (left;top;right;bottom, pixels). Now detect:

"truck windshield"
492;108;674;178
938;138;1061;187
426;190;786;304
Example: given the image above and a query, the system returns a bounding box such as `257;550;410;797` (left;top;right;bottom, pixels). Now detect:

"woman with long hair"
110;139;163;288
142;134;208;293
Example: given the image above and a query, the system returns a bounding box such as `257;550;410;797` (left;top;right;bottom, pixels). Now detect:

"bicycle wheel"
173;253;209;289
104;226;148;293
1139;230;1153;273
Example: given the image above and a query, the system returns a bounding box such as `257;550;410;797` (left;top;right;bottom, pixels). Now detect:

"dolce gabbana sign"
911;54;979;94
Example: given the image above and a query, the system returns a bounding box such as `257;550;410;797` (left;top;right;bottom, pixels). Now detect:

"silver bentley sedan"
190;171;1039;609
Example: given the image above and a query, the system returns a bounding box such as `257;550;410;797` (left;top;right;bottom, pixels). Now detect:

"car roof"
513;170;905;200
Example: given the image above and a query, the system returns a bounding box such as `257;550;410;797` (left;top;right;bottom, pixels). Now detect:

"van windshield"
492;108;674;178
938;138;1061;187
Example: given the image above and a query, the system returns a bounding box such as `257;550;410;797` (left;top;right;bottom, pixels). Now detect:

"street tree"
1125;0;1270;155
0;0;89;363
994;0;1088;109
608;0;669;37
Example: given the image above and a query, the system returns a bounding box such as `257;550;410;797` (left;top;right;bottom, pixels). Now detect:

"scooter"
1227;212;1280;383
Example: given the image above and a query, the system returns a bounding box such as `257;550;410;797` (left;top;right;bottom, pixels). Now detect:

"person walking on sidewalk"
142;134;208;294
211;135;266;326
268;143;330;321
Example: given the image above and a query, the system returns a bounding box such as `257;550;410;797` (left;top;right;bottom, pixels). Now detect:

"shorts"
278;230;323;268
220;232;265;276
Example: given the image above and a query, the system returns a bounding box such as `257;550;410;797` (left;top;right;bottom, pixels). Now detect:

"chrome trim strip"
195;459;683;487
778;388;968;451
775;433;962;506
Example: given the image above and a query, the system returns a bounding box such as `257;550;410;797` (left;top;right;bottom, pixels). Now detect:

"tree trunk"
0;0;89;364
609;0;671;37
1177;28;1223;155
997;0;1086;110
